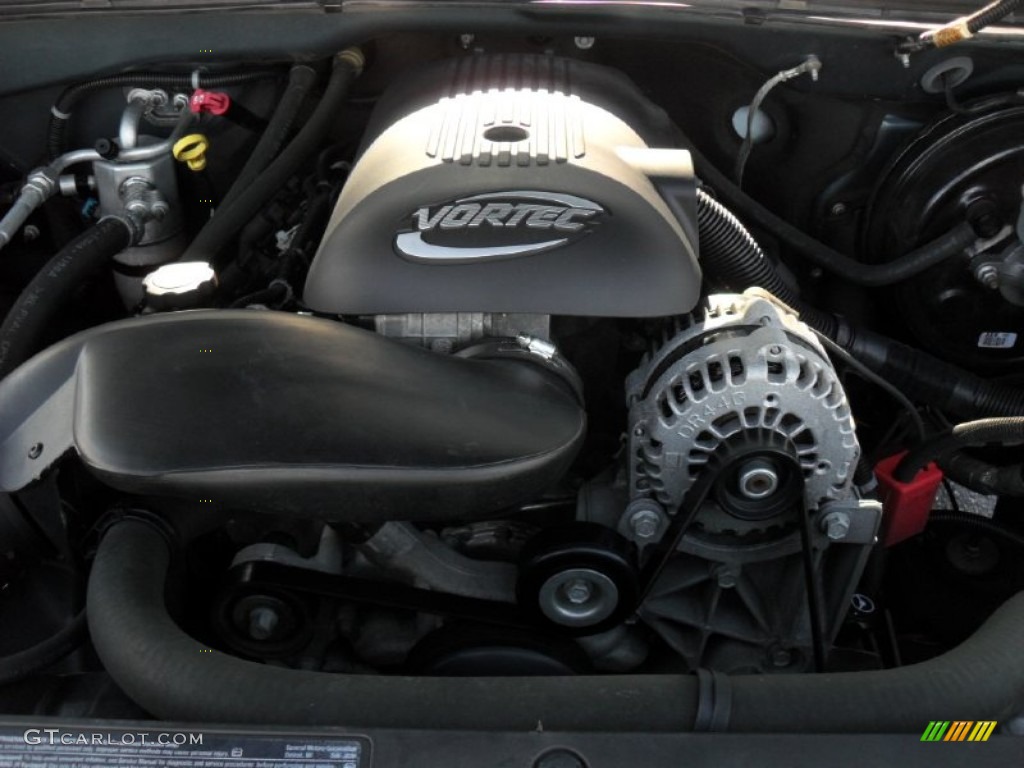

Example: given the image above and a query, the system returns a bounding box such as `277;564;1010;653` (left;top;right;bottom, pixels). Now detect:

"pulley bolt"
737;459;780;500
975;264;1000;290
564;578;593;605
629;508;661;539
821;510;851;541
247;606;280;641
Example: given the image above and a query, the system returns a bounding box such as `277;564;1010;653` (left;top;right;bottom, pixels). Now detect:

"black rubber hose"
180;50;363;266
0;216;133;380
88;518;1024;732
697;190;798;304
942;454;1024;497
47;69;282;160
696;189;839;336
894;418;1024;482
0;612;88;687
694;181;1024;418
217;65;318;212
685;139;977;287
838;325;1024;419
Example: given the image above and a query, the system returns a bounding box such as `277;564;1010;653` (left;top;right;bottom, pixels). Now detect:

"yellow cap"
173;134;210;172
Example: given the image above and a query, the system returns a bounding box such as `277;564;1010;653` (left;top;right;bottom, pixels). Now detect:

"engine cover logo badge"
395;191;604;263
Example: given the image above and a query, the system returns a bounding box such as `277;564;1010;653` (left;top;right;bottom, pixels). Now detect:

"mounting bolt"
821;510;851;541
564;578;593;605
27;443;43;460
247;606;280;641
830;202;848;217
574;36;596;50
23;224;40;242
975;263;1000;290
629;508;661;539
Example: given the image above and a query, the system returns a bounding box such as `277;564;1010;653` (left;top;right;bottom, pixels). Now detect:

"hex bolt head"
564;578;592;605
629;509;661;539
821;510;851;541
247;606;280;641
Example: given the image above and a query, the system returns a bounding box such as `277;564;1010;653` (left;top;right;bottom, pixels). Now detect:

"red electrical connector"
190;89;231;116
875;451;944;547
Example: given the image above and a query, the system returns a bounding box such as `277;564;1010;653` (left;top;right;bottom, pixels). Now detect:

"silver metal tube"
118;98;148;150
0;151;99;252
51;148;102;173
116;110;194;162
0;187;45;248
1;108;191;253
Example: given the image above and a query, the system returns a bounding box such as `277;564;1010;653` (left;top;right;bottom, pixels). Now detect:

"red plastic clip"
190;89;231;116
875;452;943;547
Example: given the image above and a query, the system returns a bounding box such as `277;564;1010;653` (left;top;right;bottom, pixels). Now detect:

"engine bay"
1;5;1024;741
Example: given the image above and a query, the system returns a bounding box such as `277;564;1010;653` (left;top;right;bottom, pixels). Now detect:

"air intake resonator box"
304;55;701;317
0;312;585;521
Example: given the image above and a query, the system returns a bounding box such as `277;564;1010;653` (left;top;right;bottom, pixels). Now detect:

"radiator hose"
88;518;1024;732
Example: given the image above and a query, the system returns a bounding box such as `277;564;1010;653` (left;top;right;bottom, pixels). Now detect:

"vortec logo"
395;191;604;263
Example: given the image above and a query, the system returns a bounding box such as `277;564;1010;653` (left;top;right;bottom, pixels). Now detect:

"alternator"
626;292;859;528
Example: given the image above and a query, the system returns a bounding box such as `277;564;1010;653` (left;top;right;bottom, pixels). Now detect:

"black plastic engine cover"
304;55;700;317
0;311;585;521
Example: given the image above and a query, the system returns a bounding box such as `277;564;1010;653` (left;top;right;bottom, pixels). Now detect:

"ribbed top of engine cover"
426;89;585;166
426;55;583;166
303;55;701;317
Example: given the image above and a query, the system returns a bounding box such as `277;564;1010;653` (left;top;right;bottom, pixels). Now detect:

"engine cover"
304;55;701;317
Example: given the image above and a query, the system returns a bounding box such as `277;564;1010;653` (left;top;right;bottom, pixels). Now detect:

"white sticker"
978;331;1018;350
